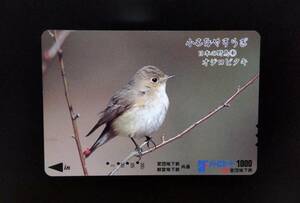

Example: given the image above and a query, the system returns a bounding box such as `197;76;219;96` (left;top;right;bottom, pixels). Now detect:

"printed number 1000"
236;160;252;167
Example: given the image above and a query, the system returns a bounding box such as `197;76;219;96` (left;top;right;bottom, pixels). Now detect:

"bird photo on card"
83;65;174;159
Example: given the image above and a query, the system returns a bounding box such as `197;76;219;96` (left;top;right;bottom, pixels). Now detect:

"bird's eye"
152;78;158;82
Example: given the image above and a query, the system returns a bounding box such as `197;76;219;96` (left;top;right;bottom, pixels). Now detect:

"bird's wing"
85;85;134;137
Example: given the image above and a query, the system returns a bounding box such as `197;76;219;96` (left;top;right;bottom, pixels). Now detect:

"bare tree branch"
45;30;71;60
108;73;259;175
53;31;88;176
42;30;71;74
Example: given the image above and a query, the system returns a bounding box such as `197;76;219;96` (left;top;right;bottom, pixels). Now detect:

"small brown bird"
83;65;173;158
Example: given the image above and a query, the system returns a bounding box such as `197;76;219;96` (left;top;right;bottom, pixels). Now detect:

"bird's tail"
83;126;115;158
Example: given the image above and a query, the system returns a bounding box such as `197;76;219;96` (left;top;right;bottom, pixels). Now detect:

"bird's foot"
130;137;143;161
145;136;156;149
135;146;143;161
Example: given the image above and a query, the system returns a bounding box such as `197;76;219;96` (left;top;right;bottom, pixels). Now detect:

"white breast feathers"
113;84;169;139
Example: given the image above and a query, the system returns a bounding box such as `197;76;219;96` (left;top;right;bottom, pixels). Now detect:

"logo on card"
197;160;235;174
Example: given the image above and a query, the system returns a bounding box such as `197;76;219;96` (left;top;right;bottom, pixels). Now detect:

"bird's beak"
166;75;175;80
162;75;174;82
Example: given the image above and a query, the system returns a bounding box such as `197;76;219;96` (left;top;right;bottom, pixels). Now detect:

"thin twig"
53;31;88;176
45;31;71;60
108;73;259;175
42;30;71;74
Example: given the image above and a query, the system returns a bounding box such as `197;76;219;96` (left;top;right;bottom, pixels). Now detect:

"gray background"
42;31;260;176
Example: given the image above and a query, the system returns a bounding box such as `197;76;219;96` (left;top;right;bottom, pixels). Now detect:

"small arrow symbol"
49;162;63;172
